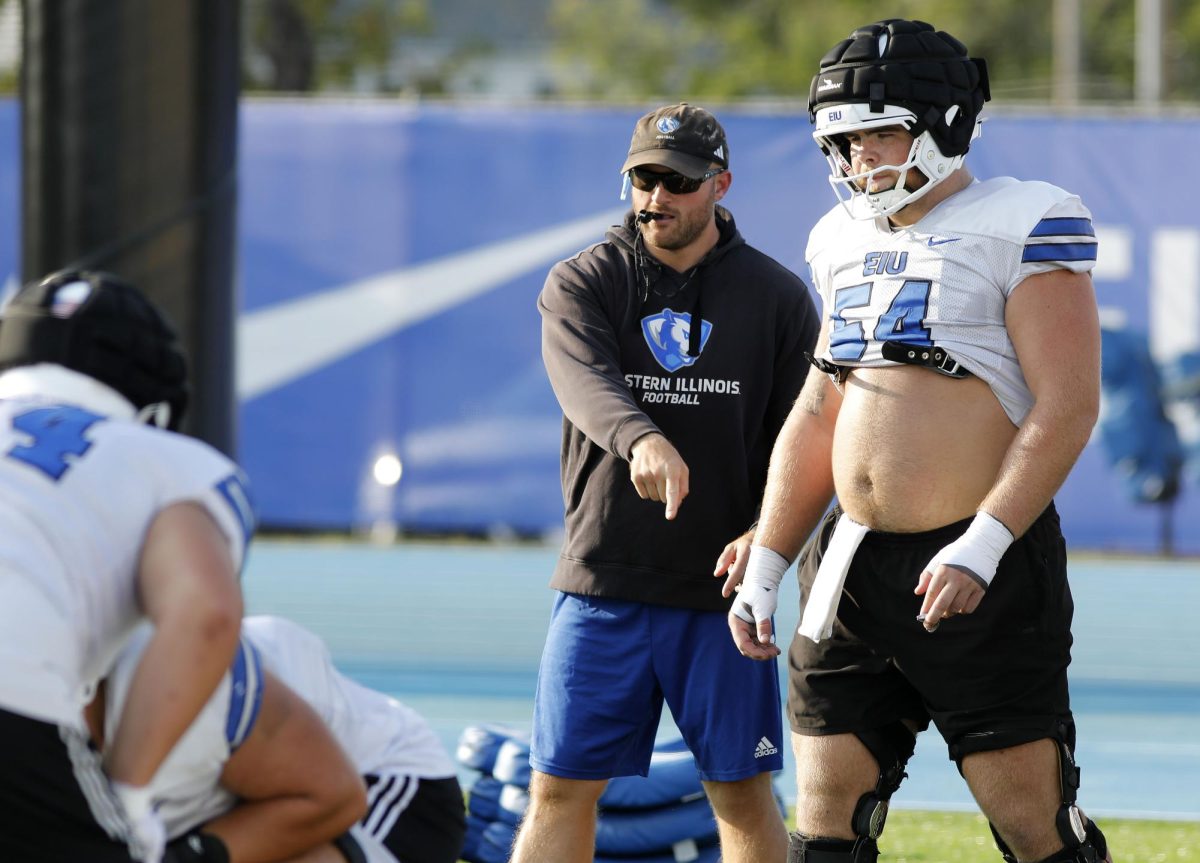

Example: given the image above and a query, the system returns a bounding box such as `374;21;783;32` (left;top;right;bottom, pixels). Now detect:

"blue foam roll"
456;724;527;774
594;796;717;856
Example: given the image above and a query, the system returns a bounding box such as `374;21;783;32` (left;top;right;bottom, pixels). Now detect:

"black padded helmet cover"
809;18;990;159
0;269;189;427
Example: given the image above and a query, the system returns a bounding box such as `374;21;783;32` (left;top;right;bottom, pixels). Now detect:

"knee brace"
988;721;1109;863
786;722;915;863
787;831;876;863
849;722;917;842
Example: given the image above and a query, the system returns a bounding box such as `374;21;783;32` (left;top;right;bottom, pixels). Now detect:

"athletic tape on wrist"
951;511;1014;588
743;545;789;590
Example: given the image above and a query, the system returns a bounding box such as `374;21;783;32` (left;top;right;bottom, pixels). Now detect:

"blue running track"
242;540;1200;822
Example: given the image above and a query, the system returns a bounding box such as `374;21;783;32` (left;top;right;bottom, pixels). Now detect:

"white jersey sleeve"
0;399;256;726
104;625;264;838
804;177;1097;425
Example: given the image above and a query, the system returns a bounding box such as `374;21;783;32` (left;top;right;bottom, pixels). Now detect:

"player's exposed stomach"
831;365;1016;533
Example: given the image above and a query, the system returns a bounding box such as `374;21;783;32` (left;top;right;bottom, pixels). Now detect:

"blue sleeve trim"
1029;217;1095;238
1021;242;1098;263
215;471;256;547
225;638;264;751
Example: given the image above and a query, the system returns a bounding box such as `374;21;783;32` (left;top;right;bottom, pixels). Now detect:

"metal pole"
1053;0;1081;106
1136;0;1164;107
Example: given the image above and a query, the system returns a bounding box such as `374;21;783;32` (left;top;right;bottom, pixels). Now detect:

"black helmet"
0;269;189;428
808;19;990;217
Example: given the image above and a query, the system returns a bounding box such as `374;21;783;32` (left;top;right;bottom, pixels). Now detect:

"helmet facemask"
813;102;981;219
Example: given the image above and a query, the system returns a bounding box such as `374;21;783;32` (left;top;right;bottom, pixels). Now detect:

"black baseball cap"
620;103;729;179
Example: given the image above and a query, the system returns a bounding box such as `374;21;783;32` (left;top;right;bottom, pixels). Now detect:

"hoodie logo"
641;308;711;372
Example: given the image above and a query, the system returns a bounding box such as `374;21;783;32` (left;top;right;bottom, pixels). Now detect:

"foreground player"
97;616;466;863
0;270;253;862
728;19;1111;863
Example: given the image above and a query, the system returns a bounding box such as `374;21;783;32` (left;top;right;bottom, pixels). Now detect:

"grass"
877;809;1200;862
462;810;1200;862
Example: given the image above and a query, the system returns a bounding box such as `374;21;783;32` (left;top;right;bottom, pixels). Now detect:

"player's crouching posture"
0;270;253;863
92;615;466;863
727;19;1112;863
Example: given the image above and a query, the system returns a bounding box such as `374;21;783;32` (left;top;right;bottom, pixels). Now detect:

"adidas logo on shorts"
754;736;779;758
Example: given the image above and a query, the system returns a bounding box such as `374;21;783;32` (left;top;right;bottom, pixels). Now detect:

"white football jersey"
0;391;253;727
106;615;455;842
806;177;1098;425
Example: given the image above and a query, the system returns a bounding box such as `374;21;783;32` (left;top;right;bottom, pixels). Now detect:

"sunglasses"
628;166;725;195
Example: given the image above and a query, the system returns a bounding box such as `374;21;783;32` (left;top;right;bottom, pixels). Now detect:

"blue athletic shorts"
529;592;783;783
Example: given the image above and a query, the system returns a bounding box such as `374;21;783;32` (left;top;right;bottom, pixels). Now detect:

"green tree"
545;0;1198;105
244;0;432;93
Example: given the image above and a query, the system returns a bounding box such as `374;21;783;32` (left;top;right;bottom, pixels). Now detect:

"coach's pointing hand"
630;433;690;520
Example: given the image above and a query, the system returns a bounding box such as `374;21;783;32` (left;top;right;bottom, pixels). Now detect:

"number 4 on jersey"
830;279;933;361
7;406;104;480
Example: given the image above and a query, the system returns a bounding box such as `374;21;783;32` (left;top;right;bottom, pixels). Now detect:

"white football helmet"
812;101;982;218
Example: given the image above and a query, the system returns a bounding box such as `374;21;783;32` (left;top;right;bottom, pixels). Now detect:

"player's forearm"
753;388;838;560
203;790;365;863
980;395;1097;537
105;608;241;785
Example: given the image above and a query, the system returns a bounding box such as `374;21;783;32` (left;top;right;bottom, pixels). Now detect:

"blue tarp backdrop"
1;100;1197;552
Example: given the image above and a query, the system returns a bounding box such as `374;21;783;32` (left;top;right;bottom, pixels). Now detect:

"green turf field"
460;810;1199;862
861;809;1198;862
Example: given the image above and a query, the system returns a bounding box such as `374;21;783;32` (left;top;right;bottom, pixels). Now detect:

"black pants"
0;707;136;862
366;774;467;863
788;504;1075;758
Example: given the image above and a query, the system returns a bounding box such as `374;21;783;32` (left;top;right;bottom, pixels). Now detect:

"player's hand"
727;545;788;660
112;781;166;863
915;512;1013;632
629;433;689;520
728;607;780;660
713;527;755;597
913;562;985;632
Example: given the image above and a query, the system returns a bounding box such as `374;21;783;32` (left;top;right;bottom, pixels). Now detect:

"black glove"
162;832;231;863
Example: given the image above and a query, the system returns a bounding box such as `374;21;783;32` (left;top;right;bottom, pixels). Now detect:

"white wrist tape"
927;511;1014;589
112;781;154;819
732;545;790;626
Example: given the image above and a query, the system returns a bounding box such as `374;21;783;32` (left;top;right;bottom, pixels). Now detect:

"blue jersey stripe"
1029;217;1095;238
215;472;256;547
225;638;265;750
1022;242;1098;263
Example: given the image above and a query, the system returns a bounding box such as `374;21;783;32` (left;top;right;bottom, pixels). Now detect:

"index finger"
664;475;681;520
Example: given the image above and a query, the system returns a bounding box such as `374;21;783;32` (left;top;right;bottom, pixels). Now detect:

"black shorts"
0;708;137;862
787;504;1075;760
365;774;467;863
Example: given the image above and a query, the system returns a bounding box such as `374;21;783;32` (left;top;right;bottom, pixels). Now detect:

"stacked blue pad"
456;724;725;863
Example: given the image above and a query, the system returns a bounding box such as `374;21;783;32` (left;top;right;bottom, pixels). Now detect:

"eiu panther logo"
641;308;712;372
